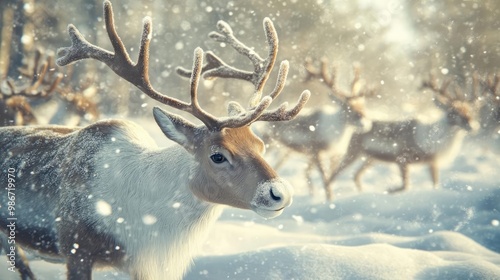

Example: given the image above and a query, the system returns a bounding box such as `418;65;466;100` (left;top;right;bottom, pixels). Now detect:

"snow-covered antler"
57;2;308;130
176;18;310;127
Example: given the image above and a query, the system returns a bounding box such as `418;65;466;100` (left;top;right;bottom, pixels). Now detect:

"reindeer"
328;74;478;196
50;64;100;126
258;58;372;200
0;1;310;280
22;51;100;126
0;94;38;126
0;52;62;126
473;72;500;150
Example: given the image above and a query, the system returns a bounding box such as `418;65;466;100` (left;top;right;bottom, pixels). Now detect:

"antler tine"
177;17;310;128
319;57;334;87
57;1;147;86
56;0;219;128
217;60;309;127
25;60;49;95
9;56;63;99
189;48;220;128
303;57;316;82
216;57;310;127
256;90;311;122
484;73;500;98
31;49;43;83
350;63;364;97
440;78;457;100
471;72;482;100
422;73;466;105
177;17;279;108
422;73;444;94
303;57;335;88
5;79;16;96
421;73;435;91
492;73;500;98
256;60;310;122
304;57;362;105
209;18;277;96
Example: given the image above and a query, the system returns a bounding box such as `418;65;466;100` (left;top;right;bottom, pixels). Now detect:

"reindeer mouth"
252;207;286;219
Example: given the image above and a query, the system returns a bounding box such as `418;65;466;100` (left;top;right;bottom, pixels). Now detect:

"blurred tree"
408;0;500;81
1;0;26;78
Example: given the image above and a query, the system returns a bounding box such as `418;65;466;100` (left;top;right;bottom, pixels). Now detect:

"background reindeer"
472;72;500;153
328;74;478;197
0;51;62;126
258;58;372;200
0;1;309;279
49;64;100;126
0;48;99;128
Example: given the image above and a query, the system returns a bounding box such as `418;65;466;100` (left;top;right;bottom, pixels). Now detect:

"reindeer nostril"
269;188;282;201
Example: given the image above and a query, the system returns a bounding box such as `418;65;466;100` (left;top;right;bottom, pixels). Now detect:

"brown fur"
190;126;277;209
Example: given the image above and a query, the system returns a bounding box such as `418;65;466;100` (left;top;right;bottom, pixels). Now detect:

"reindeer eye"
210;153;227;164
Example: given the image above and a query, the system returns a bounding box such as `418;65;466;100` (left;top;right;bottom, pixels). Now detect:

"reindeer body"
0;96;38;126
268;106;361;153
330;101;475;193
351;117;467;164
1;120;280;279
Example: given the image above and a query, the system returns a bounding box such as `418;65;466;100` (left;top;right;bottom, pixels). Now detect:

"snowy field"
1;118;499;279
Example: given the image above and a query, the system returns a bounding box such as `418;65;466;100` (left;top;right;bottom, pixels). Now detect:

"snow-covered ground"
1;119;499;279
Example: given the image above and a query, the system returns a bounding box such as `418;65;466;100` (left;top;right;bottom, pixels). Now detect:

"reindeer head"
422;74;479;132
154;107;291;218
304;57;372;133
473;72;500;133
56;1;310;218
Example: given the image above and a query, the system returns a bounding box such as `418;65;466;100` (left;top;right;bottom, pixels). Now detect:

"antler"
480;73;500;100
57;1;308;130
176;18;310;126
56;64;100;123
2;52;63;99
57;1;224;129
304;57;369;103
421;73;458;104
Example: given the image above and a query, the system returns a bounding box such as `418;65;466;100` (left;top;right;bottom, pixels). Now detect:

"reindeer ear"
153;107;198;153
227;101;246;117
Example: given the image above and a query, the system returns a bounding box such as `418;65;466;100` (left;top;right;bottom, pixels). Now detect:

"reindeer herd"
0;50;99;127
259;59;497;201
0;1;499;279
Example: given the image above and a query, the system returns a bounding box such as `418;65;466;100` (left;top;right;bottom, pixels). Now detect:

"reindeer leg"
389;163;408;193
17;246;37;280
329;149;361;188
0;233;36;280
272;149;290;171
304;159;315;196
354;158;373;192
429;161;439;189
312;154;331;200
62;239;94;280
67;253;93;280
58;214;94;280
